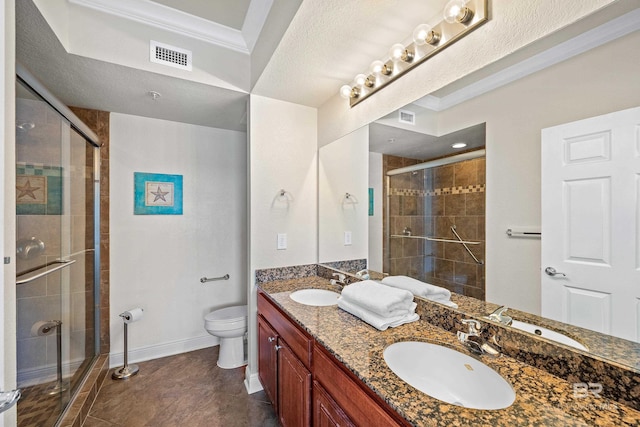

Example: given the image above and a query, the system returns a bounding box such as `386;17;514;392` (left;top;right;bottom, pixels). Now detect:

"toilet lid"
205;305;247;323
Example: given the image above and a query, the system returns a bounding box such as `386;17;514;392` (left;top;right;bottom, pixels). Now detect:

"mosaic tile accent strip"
255;263;318;284
390;184;485;197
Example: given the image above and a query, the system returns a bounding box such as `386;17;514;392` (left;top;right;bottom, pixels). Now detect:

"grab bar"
200;274;230;283
16;259;76;285
390;235;480;245
451;226;484;265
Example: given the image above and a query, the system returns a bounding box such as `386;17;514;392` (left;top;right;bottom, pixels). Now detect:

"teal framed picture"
368;188;374;216
134;172;183;215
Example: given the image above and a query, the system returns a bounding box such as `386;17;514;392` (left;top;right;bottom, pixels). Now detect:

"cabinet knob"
268;336;276;343
274;345;283;351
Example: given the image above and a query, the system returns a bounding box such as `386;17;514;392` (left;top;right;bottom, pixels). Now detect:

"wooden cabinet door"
313;381;355;427
258;316;278;410
278;342;312;427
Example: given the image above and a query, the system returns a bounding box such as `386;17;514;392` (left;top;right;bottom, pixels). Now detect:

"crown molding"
70;0;273;55
413;9;640;112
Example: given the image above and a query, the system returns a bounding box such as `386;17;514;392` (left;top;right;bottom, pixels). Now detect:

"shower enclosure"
384;152;486;300
15;69;100;426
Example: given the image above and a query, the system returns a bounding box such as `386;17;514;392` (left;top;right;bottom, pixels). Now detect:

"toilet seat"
205;305;246;322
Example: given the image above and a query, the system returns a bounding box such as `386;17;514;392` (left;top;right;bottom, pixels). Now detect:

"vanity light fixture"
451;142;467;149
339;0;489;107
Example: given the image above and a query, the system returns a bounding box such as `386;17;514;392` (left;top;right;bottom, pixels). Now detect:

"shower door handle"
0;389;21;414
16;259;76;285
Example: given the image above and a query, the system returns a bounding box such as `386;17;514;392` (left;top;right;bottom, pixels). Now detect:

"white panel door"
541;106;640;343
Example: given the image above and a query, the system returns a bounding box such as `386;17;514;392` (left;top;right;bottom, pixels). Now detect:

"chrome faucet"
355;269;370;280
487;306;513;326
330;272;349;286
457;319;500;357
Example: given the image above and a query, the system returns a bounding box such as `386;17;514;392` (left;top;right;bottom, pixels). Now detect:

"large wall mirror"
319;11;640;372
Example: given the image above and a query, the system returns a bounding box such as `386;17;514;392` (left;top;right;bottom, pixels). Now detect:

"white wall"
368;151;383;272
436;30;640;314
245;95;317;393
109;113;247;366
1;0;16;425
318;126;368;263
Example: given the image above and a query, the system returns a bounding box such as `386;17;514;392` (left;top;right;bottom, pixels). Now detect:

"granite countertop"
258;276;640;427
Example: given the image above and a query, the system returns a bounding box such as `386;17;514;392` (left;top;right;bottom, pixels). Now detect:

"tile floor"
84;347;278;426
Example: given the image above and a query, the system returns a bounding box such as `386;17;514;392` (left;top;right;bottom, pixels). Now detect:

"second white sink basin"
289;289;340;306
384;341;515;410
510;320;588;351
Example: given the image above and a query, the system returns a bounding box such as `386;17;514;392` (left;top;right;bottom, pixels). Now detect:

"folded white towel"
338;299;419;331
382;275;451;299
340;280;414;317
381;276;458;308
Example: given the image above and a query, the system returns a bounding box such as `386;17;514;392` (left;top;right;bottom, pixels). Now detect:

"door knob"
544;267;566;277
0;389;21;414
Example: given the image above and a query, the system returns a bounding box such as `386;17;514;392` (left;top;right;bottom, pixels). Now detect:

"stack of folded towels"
338;280;419;331
381;275;458;308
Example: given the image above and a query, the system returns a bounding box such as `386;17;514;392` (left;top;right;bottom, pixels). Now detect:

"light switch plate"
277;233;287;250
344;231;352;246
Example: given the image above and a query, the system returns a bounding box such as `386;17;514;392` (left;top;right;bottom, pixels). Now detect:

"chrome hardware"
16;259;76;285
355;269;370;280
451;225;483;265
544;267;566;277
0;389;21;414
402;227;412;236
274;345;283;351
268;337;276;343
457;318;500;357
16;237;45;260
487;306;513;326
200;274;230;283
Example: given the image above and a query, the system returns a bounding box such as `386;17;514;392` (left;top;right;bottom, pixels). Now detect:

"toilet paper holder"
113;308;143;380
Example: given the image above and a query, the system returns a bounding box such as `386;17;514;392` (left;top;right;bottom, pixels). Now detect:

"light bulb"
354;74;367;87
339;85;353;99
389;43;406;61
443;0;473;24
369;60;385;76
412;24;432;46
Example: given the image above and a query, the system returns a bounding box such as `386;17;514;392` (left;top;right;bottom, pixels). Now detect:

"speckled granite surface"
258;276;640;426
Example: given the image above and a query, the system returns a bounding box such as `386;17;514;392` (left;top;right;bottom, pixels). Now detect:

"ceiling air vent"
398;109;416;125
150;41;192;71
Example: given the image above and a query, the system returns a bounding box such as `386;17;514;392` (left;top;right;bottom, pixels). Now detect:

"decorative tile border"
390;184;485;197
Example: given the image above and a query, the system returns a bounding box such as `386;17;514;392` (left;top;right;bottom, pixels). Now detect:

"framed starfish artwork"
16;163;62;215
134;172;183;215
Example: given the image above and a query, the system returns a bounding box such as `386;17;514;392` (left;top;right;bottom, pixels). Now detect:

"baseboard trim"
109;335;219;368
244;365;264;394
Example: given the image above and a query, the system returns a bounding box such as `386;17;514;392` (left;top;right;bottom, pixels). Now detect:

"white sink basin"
510;320;588;351
384;342;515;410
289;289;340;306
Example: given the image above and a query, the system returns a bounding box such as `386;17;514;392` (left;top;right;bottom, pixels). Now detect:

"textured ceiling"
252;0;448;108
17;0;249;131
151;0;251;30
369;122;486;160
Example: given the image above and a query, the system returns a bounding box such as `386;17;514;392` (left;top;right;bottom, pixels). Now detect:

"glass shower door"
15;80;98;426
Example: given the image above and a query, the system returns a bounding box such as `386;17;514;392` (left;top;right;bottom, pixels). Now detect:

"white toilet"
204;305;248;369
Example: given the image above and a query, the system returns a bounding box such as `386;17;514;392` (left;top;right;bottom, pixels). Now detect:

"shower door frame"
15;65;101;424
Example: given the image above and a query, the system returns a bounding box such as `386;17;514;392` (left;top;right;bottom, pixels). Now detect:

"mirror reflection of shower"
15;71;100;426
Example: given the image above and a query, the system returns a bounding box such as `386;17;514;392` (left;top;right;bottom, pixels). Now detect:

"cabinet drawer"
313;344;405;427
258;291;312;368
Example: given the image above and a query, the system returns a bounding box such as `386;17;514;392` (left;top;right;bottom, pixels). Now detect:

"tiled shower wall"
384;155;486;300
69;107;110;354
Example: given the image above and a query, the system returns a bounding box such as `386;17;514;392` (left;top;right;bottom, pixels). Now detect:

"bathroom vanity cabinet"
257;289;406;427
258;290;312;426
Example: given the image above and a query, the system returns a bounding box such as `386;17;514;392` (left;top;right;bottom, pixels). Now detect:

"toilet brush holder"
112;309;143;380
